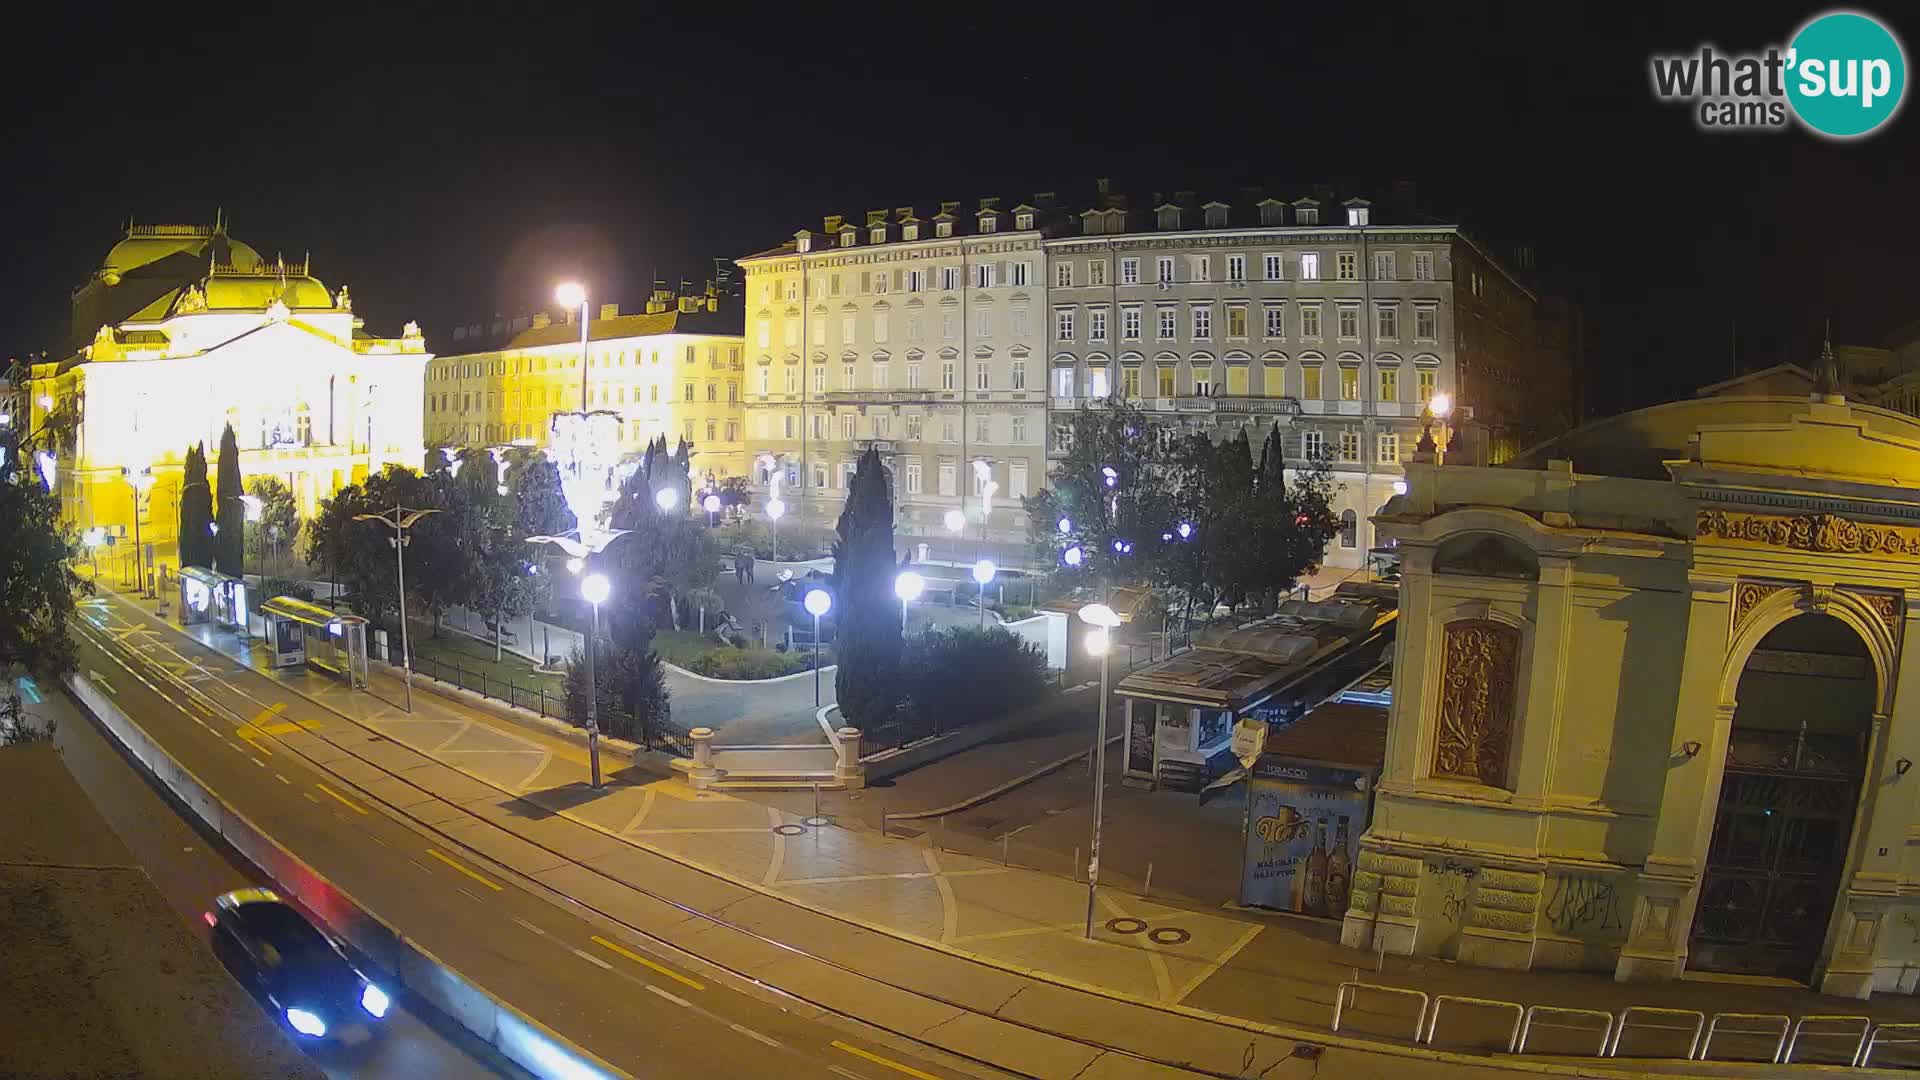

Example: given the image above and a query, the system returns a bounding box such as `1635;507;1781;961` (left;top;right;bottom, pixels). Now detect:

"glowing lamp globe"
654;487;679;512
766;498;786;521
894;572;925;603
972;559;996;585
703;494;722;513
803;588;832;618
555;281;587;309
1077;603;1121;629
1085;629;1111;657
944;508;966;533
1062;545;1084;567
1057;516;1072;535
580;572;611;606
1429;391;1453;419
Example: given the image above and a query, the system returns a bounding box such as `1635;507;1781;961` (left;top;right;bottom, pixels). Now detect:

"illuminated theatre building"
28;220;428;566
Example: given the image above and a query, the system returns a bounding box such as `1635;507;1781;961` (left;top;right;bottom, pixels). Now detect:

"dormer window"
840;229;858;248
1259;202;1285;226
1156;207;1181;230
903;223;920;241
1347;207;1370;226
1204;204;1229;228
979;215;998;234
797;235;812;253
1015;212;1034;230
936;220;953;238
871;226;887;244
1297;206;1320;226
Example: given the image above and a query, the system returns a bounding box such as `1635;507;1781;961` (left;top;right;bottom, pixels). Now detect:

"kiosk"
177;566;249;635
259;596;369;689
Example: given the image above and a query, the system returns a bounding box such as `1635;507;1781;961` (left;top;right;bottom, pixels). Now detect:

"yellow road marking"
258;720;310;736
590;935;705;991
313;783;369;816
250;702;288;725
831;1041;941;1080
426;848;502;891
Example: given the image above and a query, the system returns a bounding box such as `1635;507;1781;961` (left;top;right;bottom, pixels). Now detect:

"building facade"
738;184;1563;569
427;284;748;482
1046;186;1545;571
1346;364;1920;998
28;221;428;566
737;202;1051;557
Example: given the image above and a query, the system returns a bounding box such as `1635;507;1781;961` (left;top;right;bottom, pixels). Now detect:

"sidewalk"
114;584;1920;1071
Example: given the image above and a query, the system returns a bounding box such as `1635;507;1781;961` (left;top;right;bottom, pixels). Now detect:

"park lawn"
407;620;566;694
653;628;822;679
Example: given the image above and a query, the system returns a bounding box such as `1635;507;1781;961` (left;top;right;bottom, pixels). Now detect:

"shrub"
712;519;823;561
682;647;811;680
259;576;314;604
900;626;1050;734
564;639;671;742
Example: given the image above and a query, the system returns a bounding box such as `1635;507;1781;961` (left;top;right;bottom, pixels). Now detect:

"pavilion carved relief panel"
1698;509;1920;559
1734;580;1794;636
1432;619;1521;787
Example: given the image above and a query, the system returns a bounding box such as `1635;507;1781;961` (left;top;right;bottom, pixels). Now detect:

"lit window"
1379;367;1398;401
1299;252;1321;281
1339;430;1360;461
1340;367;1360;401
1377;432;1399;463
1190;255;1211;282
1227;306;1248;339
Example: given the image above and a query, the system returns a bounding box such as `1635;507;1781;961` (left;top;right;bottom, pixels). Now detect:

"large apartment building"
737;202;1052;556
740;183;1571;569
427;283;749;482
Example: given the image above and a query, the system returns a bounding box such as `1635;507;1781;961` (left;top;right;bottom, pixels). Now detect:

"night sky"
7;3;1915;418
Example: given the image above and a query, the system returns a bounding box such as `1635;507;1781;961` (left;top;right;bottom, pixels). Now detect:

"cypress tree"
179;443;214;569
214;423;245;576
830;446;902;727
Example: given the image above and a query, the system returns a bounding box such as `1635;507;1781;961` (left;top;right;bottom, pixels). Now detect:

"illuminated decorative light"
1085;629;1110;657
360;983;391;1019
1057;516;1072;535
894;572;925;603
548;410;623;545
1062;545;1084;567
1392;480;1408;496
38;394;53;409
0;411;10;426
1176;521;1193;540
803;588;832;617
565;557;584;575
765;498;785;521
972;559;996;585
208;522;219;535
1161;532;1173;542
654;487;679;512
703;494;721;513
943;508;965;533
581;572;611;606
1101;466;1118;488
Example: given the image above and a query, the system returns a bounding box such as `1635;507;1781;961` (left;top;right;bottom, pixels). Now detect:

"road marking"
829;1067;866;1080
369;835;389;848
572;948;613;970
644;985;691;1008
511;916;548;937
87;670;117;695
728;1022;781;1048
408;858;434;874
426;848;502;891
313;783;369;816
250;757;268;768
590;935;705;991
302;792;321;804
276;774;292;785
831;1041;941;1080
1173;923;1264;1004
458;886;487;904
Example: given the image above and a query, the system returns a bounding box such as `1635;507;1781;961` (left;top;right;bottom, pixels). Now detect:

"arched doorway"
1690;613;1874;981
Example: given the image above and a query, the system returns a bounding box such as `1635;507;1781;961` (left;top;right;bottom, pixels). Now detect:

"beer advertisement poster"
1240;761;1371;917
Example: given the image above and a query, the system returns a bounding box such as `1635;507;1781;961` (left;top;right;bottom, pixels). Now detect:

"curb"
378;659;655;763
662;658;837;686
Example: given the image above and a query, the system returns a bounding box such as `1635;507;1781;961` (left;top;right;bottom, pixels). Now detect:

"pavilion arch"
1717;584;1898;718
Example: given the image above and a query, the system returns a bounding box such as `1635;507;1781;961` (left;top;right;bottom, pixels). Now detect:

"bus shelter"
177;566;249;635
259;596;369;689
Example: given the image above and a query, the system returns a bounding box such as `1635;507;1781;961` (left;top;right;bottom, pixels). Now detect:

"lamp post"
803;588;831;707
556;281;591;412
894;571;924;636
703;492;721;528
943;507;965;568
1077;602;1122;938
123;466;155;597
971;559;996;628
352;505;440;713
579;571;612;789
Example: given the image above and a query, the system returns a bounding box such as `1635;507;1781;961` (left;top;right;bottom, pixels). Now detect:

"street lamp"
579;571;612;789
1077;601;1123;939
894;571;924;635
122;466;155;597
352;505;441;713
972;559;996;628
944;507;965;566
703;492;721;527
654;486;679;514
803;587;832;707
556;282;591;413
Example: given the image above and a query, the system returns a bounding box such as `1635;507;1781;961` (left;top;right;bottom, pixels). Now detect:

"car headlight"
360;983;391;1019
285;1007;327;1037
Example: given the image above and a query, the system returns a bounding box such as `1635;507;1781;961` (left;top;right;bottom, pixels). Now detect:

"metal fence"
408;653;691;755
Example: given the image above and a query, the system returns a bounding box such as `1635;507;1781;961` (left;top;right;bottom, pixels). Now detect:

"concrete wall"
67;673;629;1080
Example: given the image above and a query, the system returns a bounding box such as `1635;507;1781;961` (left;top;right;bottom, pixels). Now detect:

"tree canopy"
178;443;214;570
1;425;90;739
831;446;902;727
214;423;245;576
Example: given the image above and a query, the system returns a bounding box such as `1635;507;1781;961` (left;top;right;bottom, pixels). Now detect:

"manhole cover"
772;824;807;836
1148;927;1192;946
1106;917;1148;935
802;815;833;828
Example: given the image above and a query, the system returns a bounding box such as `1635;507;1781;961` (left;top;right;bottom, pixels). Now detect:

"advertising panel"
1241;759;1371;917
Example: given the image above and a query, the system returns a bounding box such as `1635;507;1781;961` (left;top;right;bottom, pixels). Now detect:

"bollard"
687;727;719;786
1074;845;1080;883
1001;834;1009;866
1144;862;1154;897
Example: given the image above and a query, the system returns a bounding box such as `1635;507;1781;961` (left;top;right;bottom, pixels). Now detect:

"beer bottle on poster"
1326;816;1352;915
1303;819;1329;916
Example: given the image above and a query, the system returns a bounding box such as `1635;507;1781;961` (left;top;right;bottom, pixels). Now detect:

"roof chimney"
598;302;620;320
1095;177;1110;195
531;312;552;330
823;214;844;233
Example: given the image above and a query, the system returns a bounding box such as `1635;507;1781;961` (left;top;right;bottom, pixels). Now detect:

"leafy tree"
506;450;572;540
831;446;902;727
178;443;214;570
450;448;532;660
1023;396;1176;586
562;636;671;746
1;428;90;740
213;423;245;576
605;446;719;631
243;476;300;568
716;475;752;516
900;626;1049;735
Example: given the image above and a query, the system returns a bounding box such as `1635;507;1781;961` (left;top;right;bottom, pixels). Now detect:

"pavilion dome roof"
100;224;262;277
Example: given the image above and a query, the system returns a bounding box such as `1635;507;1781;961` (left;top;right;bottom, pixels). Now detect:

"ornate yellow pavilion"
28;218;429;572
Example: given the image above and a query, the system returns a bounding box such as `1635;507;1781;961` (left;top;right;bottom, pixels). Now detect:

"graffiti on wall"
1425;857;1479;929
1543;872;1626;938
